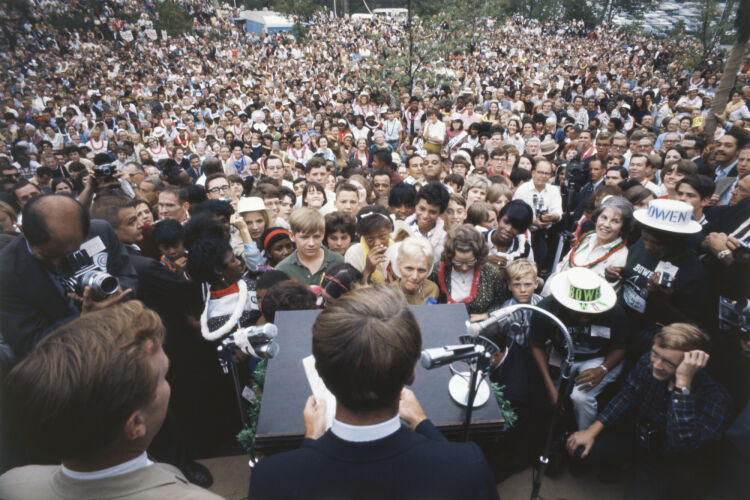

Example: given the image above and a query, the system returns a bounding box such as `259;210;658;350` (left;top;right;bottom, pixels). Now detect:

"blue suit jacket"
249;419;499;500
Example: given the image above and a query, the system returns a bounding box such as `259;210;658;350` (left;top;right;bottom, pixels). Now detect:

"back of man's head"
5;301;165;461
312;285;421;413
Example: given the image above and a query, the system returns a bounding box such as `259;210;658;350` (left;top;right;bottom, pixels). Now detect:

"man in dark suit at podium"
249;285;499;500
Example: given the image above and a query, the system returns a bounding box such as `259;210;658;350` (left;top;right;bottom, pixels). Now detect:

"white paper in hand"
302;355;336;430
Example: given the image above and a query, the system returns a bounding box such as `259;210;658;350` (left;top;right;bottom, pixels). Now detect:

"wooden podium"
254;303;505;454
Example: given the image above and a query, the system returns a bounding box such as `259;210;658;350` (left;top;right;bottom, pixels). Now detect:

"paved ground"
200;454;628;500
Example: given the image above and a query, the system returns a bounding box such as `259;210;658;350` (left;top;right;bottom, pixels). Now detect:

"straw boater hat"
549;267;617;314
633;199;702;235
539;138;558;156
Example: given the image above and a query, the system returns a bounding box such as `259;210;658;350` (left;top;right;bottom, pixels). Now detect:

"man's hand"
302;395;327;439
567;428;597;458
70;285;132;315
604;266;623;282
399;388;427;430
675;350;710;390
703;232;729;255
647;272;674;300
575;366;606;392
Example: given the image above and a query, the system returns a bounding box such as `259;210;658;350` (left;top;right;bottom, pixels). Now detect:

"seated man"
0;301;221;499
249;285;499;500
531;268;627;430
567;323;731;499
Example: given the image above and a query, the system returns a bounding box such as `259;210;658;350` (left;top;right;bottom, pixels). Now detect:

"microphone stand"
217;340;259;466
461;354;483;442
473;304;575;500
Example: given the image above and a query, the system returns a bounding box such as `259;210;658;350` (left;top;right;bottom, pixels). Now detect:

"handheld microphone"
465;304;523;336
229;323;280;360
233;323;278;344
420;344;485;369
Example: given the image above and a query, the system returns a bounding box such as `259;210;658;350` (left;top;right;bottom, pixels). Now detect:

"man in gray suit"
0;301;222;500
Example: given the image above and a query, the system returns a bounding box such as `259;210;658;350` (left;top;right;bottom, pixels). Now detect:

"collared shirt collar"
715;159;738;180
60;452;153;480
330;414;401;443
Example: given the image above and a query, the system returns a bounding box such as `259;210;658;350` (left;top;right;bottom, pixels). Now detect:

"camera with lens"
93;163;116;178
636;421;660;451
62;249;119;300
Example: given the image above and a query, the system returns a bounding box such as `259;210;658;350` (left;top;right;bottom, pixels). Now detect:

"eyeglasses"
650;349;677;370
208;185;231;194
452;259;477;268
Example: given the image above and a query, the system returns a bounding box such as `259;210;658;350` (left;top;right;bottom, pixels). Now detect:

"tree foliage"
154;0;194;35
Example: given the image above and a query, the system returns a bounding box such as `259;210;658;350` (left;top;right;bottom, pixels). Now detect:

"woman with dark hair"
185;236;260;454
430;224;509;320
321;263;362;306
51;178;75;196
486;200;535;271
543;196;633;292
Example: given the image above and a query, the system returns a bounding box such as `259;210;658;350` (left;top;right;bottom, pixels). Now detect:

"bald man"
0;194;137;359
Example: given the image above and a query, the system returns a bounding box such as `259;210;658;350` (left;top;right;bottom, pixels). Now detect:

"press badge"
79;236;105;257
623;279;647;314
590;325;611;339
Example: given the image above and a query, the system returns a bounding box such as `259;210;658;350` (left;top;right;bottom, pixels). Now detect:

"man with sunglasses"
567;323;730;498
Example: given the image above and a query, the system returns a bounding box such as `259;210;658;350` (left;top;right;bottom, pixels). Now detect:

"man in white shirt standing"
512;160;562;273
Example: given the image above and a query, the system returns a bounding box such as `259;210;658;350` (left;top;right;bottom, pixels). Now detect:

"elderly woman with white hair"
391;236;439;305
542;196;633;294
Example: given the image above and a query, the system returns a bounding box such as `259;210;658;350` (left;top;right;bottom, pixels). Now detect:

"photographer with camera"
617;199;709;342
0;194;136;359
512;159;562;273
566;323;730;499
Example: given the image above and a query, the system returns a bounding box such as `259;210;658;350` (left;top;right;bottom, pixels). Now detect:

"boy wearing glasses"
567;323;730;497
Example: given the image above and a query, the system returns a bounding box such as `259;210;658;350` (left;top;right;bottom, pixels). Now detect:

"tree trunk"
704;39;750;139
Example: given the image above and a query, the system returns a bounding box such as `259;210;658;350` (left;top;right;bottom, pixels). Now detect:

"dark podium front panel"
255;304;504;453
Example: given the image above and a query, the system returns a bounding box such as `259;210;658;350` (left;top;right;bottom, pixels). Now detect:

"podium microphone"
420;344;486;369
465;304;523;336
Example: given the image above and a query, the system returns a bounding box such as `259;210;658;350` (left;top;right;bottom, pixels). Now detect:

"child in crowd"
345;205;398;284
324;212;356;256
276;207;344;286
153;218;187;275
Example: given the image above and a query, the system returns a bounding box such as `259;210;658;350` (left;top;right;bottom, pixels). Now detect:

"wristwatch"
674;386;690;395
717;249;732;261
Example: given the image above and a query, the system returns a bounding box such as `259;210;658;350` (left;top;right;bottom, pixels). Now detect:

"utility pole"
408;0;413;95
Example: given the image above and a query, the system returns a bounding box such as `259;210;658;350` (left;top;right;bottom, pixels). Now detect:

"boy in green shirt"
277;207;344;286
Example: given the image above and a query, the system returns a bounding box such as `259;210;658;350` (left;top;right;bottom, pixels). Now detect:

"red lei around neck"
437;261;483;304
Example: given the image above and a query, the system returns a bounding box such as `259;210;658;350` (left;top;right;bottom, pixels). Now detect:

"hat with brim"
540;139;558;156
237;196;267;214
152;126;166;138
633;199;702;234
549;267;617;314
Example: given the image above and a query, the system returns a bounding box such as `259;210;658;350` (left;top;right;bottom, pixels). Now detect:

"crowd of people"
0;1;750;498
